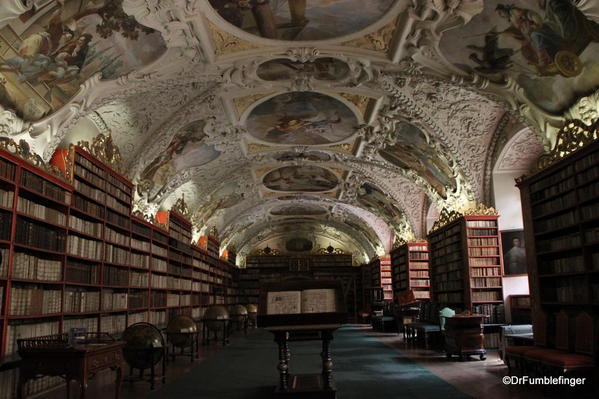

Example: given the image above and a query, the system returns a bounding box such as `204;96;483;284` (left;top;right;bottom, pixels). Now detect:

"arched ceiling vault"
2;0;599;263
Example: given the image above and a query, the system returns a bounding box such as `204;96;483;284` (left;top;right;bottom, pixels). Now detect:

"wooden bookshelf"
0;145;240;364
370;256;393;302
509;295;531;324
391;242;431;304
428;213;504;323
517;126;599;346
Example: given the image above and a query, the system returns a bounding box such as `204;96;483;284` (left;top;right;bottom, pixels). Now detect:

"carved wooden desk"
266;324;341;399
17;334;124;399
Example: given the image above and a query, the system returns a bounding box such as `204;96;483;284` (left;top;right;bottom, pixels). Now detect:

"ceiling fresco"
257;57;350;81
0;0;165;121
246;92;358;145
439;0;599;114
379;122;456;199
263;165;339;192
3;0;597;264
209;0;395;41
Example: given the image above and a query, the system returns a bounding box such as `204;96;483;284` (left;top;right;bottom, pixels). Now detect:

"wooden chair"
504;311;547;374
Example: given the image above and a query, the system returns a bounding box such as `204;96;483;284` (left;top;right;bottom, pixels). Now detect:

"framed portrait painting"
501;230;527;276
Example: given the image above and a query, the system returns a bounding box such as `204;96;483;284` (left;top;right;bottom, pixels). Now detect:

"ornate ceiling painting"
138;120;221;201
379;122;456;199
209;0;395;41
257;57;350;81
270;204;329;216
263;165;339;192
2;1;598;265
246;92;358;145
0;0;166;121
439;0;599;114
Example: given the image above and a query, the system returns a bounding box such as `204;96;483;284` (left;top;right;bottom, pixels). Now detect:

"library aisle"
38;325;588;399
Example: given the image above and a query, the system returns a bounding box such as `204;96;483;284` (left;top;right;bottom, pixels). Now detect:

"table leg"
275;332;289;392
115;366;122;399
321;331;333;390
80;378;88;399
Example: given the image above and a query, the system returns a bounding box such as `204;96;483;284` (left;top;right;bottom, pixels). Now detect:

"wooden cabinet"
444;314;486;360
391;242;430;304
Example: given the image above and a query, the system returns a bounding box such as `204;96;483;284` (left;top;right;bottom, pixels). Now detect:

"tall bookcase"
428;211;504;323
0;144;240;358
517;122;599;348
370;256;393;302
391;242;431;304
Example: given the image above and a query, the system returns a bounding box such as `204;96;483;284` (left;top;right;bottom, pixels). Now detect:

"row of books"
471;290;502;301
16;218;65;252
0;158;16;180
67;234;103;259
473;303;504;324
105;243;129;265
471;277;501;287
581;202;599;220
534;209;577;233
530;176;575;202
529;164;573;193
409;270;429;278
0;187;13;208
75;153;106;178
539;255;585;275
73;194;104;219
107;209;129;230
129;291;149;308
102;314;127;335
104;265;129;286
64;289;100;313
131;270;149;287
471;266;501;277
432;260;462;274
577;163;599;185
152;256;168;271
75;164;105;188
411;279;429;287
0;247;8;275
102;290;128;310
554;277;588;303
409;245;428;251
0;211;10;240
66;259;100;284
531;190;576;218
467;237;498;246
21;169;70;204
409;252;428;260
436;292;462;303
408;261;429;269
106;195;129;215
469;257;500;267
466;220;497;228
12;252;62;281
466;228;497;237
431;250;461;264
413;291;431;299
9;286;62;315
434;280;462;292
151;243;168;257
74;178;105;204
537;233;581;252
579;181;599;202
468;247;499;256
69;214;102;237
131;237;150;251
128;311;147;326
105;226;128;246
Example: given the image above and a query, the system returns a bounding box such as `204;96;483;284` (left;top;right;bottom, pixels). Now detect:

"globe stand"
124;348;166;390
201;318;231;346
165;332;201;363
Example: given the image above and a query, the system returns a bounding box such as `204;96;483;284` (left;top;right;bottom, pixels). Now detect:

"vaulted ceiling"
1;0;599;265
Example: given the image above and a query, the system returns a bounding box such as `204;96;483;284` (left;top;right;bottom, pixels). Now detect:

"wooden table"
266;324;341;399
17;341;124;399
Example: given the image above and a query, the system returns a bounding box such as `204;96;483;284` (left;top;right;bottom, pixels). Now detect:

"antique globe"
204;305;230;332
122;322;165;370
166;315;198;348
229;304;248;321
246;304;258;324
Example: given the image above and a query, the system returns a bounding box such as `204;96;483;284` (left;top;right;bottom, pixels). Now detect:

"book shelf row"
0;147;241;357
